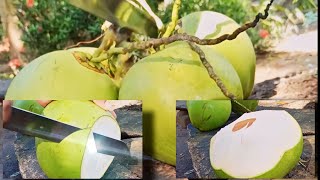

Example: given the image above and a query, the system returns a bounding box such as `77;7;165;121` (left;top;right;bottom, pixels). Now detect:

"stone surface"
14;133;46;179
176;122;197;179
176;110;190;129
176;101;316;179
104;100;142;111
176;100;187;110
2;129;23;179
102;138;143;179
115;104;143;138
1;103;143;179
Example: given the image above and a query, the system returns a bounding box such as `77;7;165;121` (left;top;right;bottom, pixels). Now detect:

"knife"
3;106;131;158
66;0;163;37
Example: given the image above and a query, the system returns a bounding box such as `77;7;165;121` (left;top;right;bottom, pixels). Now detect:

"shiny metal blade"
4;106;131;157
4;106;80;143
66;0;159;37
94;133;130;157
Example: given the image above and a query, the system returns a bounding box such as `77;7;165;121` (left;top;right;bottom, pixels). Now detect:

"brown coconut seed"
232;118;256;132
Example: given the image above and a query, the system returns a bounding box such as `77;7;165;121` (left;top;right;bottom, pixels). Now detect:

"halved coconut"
210;110;303;178
35;100;121;179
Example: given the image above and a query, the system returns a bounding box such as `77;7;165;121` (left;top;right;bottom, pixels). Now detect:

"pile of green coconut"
5;0;303;178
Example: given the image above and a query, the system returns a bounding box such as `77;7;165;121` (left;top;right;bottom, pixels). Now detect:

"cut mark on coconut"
232;118;256;132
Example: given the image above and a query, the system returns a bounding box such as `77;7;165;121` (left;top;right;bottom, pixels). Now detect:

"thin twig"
108;0;274;54
64;33;104;50
231;100;252;112
187;42;236;99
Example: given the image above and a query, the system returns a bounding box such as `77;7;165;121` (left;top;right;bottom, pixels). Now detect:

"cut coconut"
210;110;303;178
35;101;121;179
81;116;121;178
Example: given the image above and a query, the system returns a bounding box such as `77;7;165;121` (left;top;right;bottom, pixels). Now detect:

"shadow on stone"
250;77;280;99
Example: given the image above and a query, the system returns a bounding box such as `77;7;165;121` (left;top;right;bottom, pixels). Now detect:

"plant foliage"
13;0;104;57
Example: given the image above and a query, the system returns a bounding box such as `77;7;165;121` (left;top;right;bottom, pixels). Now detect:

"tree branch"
108;0;274;55
187;42;236;99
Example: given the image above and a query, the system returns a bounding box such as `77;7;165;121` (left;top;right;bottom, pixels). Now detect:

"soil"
251;51;317;100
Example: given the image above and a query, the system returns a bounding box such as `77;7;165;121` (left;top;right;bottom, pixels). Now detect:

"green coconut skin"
35;100;117;178
12;100;44;114
180;11;256;99
119;42;243;165
212;135;303;178
5;47;118;100
186;100;231;131
231;100;259;115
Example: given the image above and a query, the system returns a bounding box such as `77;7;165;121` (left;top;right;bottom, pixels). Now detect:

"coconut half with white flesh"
35;100;121;179
210;110;303;178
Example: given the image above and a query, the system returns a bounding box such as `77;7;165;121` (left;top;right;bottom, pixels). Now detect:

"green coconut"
35;100;121;179
232;100;259;115
179;11;256;98
210;110;303;178
119;41;243;165
186;100;231;131
5;47;118;100
12;100;44;114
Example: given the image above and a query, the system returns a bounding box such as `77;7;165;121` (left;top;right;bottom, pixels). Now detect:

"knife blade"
66;0;163;37
3;106;130;158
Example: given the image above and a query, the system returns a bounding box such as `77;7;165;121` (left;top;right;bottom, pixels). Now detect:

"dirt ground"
251;51;317;100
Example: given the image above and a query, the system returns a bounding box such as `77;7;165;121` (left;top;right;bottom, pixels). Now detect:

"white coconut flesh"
210;110;302;178
81;115;121;178
188;11;234;39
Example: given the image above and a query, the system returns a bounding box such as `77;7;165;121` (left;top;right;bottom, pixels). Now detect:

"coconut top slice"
210;110;302;178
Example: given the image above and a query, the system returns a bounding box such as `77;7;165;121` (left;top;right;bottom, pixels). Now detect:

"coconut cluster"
6;11;256;169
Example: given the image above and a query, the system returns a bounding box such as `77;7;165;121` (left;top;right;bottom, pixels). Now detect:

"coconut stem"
162;0;181;38
107;0;274;55
92;28;117;58
187;42;236;99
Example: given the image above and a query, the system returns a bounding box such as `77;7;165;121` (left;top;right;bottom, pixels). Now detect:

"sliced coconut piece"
210;110;303;178
81;115;121;178
36;101;121;179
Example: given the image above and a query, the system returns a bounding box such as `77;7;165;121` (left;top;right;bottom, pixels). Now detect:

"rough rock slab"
115;104;143;138
1;104;143;179
2;129;23;179
178;105;316;179
176;100;187;110
102;137;142;179
176;122;197;179
13;133;46;179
